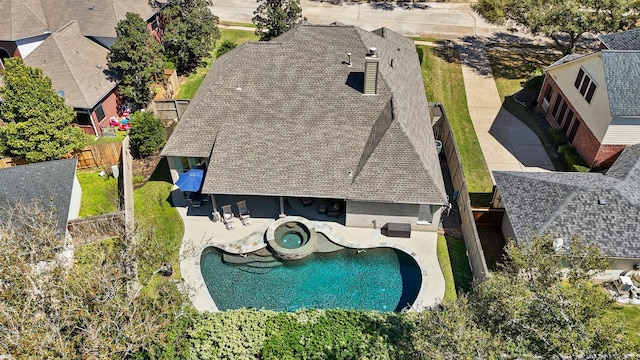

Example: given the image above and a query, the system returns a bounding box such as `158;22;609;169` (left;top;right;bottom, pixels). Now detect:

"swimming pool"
200;247;422;312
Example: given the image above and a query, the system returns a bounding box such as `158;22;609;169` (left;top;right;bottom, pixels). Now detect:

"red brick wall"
570;117;600;165
593;144;625;170
90;90;121;135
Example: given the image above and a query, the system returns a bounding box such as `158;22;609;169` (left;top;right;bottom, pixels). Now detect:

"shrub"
558;144;589;172
522;69;544;93
129;111;167;158
216;39;237;57
549;128;567;148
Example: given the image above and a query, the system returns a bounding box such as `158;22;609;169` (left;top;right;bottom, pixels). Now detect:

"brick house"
537;28;640;169
0;0;163;135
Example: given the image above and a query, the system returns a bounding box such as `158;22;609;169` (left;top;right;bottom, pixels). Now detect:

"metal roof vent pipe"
347;52;352;67
364;48;379;95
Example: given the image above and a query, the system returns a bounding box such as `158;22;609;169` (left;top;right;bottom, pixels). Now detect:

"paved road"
212;0;504;38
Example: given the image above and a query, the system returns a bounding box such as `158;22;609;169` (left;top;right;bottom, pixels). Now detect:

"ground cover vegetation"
252;0;305;41
418;45;493;204
0;58;86;162
474;0;640;55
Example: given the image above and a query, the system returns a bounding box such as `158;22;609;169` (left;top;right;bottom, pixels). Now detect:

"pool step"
223;253;277;264
244;261;282;269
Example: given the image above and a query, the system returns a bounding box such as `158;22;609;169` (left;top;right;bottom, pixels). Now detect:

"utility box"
381;223;411;238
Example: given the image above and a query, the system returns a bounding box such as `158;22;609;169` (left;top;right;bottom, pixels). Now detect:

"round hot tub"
267;217;317;260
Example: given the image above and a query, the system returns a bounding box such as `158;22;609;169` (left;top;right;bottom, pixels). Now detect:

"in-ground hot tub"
267;216;317;260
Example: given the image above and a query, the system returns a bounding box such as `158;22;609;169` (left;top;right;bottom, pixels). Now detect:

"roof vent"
598;196;606;205
56;90;65;97
346;52;352;67
368;47;377;57
390;58;395;68
553;238;564;251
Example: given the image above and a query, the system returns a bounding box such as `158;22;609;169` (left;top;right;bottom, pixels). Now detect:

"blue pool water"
200;247;422;312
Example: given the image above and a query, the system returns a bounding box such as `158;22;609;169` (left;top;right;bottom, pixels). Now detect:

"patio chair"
222;204;235;230
237;200;251;225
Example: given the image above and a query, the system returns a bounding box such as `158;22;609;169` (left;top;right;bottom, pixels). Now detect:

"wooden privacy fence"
76;142;123;169
68;211;126;245
433;103;489;281
0;142;122;170
151;99;190;122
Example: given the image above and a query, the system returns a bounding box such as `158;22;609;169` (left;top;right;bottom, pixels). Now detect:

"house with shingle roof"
23;21;120;135
162;23;449;230
537;27;640;169
493;143;640;270
0;158;81;233
0;0;163;134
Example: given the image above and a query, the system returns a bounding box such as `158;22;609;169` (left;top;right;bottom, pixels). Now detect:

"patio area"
174;189;445;312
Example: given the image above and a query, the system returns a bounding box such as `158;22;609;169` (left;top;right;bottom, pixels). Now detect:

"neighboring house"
162;23;449;230
0;158;81;234
492;143;640;271
537;28;640;169
23;21;119;135
0;0;163;134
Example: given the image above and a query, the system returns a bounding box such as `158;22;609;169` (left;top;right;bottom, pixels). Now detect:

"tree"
0;201;189;357
252;0;305;41
108;12;165;106
161;0;219;75
128;110;167;157
0;57;86;162
469;233;629;358
475;0;640;54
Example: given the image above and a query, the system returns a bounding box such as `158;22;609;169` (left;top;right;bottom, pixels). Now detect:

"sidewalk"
456;40;554;180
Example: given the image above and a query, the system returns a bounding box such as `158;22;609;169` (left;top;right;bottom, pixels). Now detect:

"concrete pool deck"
174;190;446;312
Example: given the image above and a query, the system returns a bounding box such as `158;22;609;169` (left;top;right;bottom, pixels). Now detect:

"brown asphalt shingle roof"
162;23;448;205
0;0;159;41
23;21;118;109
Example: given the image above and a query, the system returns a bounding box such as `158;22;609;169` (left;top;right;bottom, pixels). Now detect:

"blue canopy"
175;169;204;192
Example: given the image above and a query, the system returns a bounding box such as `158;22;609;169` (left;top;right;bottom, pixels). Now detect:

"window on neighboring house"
150;16;159;31
574;67;597;104
551;95;562;118
557;103;568;126
568;118;580;143
74;109;93;126
562;109;574;129
94;104;105;120
543;85;552;100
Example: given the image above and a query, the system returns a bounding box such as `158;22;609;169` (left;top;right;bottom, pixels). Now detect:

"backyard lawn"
133;158;184;290
437;234;473;302
76;168;119;217
419;45;493;201
604;303;640;348
486;48;564;170
177;29;259;99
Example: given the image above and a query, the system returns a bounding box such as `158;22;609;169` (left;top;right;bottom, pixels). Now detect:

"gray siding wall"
345;200;442;231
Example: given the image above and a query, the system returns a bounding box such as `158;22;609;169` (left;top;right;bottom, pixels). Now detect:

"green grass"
437;234;457;302
604;303;640;348
85;131;126;145
133;158;184;290
486;49;565;170
77;168;119;217
220;21;256;28
177;29;259;99
444;235;473;294
418;45;493;199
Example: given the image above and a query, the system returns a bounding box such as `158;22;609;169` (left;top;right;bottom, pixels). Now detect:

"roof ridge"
21;0;49;35
52;23;92;106
537;189;579;234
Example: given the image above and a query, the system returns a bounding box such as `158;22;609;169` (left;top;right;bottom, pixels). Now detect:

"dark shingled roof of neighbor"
162;23;447;205
0;158;78;233
494;144;640;258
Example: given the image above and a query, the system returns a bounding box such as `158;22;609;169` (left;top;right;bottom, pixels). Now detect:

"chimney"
364;47;379;95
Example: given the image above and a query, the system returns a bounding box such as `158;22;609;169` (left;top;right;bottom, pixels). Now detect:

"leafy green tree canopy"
0;58;85;162
161;0;220;75
128;110;167;158
475;0;640;54
216;39;238;57
252;0;305;41
108;12;164;106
